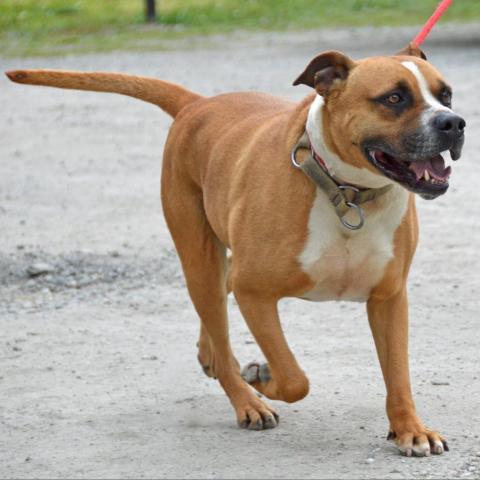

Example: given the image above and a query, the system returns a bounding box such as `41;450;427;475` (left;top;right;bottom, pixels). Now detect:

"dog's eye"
374;87;411;113
440;88;452;107
386;93;403;105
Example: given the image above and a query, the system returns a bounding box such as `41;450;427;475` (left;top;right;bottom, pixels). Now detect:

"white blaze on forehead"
401;61;451;112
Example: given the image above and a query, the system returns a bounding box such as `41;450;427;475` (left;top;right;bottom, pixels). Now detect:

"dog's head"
294;44;466;199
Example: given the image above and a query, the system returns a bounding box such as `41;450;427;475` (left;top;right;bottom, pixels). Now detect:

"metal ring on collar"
340;202;365;230
291;144;303;168
339;184;360;197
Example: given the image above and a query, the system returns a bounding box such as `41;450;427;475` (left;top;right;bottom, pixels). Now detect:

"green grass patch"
1;0;479;57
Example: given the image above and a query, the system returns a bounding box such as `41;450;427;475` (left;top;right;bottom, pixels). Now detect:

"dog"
6;42;466;457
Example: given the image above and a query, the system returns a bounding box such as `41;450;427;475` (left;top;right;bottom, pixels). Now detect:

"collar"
291;131;393;230
306;132;342;182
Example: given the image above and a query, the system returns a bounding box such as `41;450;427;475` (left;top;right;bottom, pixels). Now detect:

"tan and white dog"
6;42;466;457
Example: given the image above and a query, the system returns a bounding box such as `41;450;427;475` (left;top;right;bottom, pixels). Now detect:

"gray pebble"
141;355;158;361
27;262;55;277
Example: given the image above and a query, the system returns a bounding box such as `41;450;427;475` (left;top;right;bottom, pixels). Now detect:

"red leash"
413;0;453;46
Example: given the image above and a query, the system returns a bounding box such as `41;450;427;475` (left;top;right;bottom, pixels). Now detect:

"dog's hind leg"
196;323;214;377
161;172;278;430
197;322;240;379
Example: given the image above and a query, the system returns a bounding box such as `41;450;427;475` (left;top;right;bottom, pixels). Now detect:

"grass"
1;0;479;57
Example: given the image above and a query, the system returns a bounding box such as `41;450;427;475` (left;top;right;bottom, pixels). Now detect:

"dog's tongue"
410;155;451;181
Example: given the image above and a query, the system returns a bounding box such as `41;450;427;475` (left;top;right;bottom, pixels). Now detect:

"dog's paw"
387;428;448;457
235;393;279;431
241;361;309;402
241;362;271;384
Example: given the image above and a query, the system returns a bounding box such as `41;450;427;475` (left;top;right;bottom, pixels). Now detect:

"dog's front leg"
367;288;448;457
235;292;310;404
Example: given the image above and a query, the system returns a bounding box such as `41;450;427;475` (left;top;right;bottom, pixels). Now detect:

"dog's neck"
306;95;393;189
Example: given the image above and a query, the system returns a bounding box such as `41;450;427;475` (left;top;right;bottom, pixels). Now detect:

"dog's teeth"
424;170;430;182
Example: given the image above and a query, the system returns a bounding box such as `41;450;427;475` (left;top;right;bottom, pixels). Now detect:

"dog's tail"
5;69;201;118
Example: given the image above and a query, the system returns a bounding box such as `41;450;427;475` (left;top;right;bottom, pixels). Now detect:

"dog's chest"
298;188;408;302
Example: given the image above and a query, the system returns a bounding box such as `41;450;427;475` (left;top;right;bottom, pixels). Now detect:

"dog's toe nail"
239;419;249;429
263;414;277;429
442;440;449;452
248;419;263;431
405;448;412;457
387;431;395;440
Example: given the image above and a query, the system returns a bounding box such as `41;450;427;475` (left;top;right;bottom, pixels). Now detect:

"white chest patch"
299;94;409;302
298;187;409;302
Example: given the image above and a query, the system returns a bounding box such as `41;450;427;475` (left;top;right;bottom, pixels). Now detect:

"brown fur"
5;69;201;117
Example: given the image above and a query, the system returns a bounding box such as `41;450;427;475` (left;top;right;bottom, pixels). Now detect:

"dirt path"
1;25;479;479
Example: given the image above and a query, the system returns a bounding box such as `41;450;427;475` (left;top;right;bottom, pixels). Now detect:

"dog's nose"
433;112;466;138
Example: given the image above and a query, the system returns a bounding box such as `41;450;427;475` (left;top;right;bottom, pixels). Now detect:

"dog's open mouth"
365;149;452;199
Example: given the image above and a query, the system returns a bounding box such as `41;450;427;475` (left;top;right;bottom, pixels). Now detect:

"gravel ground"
1;24;480;479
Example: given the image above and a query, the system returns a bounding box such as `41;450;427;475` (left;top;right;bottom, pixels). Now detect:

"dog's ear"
293;51;355;96
395;42;427;60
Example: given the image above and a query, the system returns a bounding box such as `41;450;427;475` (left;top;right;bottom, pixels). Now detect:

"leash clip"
339;185;365;230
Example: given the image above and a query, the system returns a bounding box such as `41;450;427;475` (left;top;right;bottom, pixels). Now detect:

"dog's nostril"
443;120;453;131
433;112;466;134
